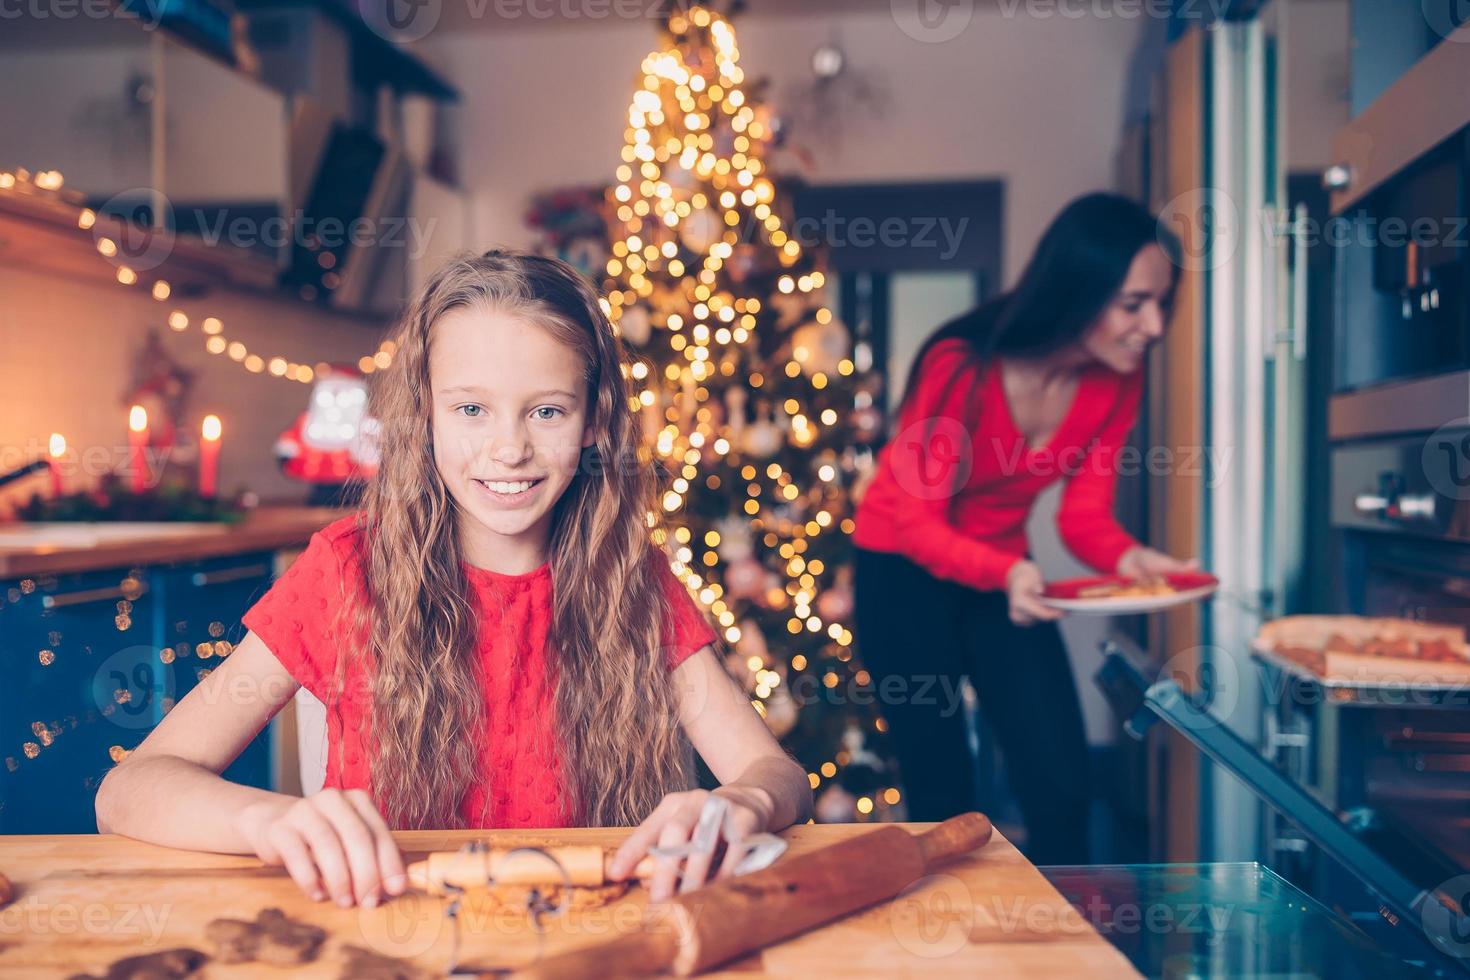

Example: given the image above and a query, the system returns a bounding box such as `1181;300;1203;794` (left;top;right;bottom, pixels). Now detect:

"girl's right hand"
1005;560;1064;626
235;789;407;908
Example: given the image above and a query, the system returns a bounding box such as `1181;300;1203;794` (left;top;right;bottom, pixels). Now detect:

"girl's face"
1080;244;1175;374
429;305;595;571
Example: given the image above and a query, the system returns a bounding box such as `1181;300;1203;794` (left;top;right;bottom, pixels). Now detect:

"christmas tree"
599;3;897;822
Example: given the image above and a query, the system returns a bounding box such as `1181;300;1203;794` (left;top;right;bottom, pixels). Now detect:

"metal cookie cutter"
646;794;790;878
443;842;571;980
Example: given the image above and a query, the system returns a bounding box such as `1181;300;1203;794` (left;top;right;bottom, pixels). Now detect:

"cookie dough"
461;879;631;914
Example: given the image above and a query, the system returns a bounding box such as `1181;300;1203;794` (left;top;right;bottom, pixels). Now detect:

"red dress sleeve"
647;548;719;671
241;527;350;703
884;340;1028;592
1056;371;1144;573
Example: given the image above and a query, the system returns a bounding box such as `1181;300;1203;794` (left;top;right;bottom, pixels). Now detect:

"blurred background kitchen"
3;0;1470;972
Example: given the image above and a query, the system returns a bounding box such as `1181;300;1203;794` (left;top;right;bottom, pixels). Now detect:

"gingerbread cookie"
0;871;12;907
204;907;326;965
338;944;432;980
66;947;206;980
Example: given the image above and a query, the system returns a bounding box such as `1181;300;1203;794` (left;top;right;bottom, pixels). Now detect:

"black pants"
854;547;1091;865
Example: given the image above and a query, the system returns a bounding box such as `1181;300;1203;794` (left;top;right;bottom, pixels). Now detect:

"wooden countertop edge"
0;825;1142;977
0;508;353;578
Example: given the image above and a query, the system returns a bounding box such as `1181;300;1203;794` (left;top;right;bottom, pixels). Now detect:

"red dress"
853;338;1143;592
241;514;717;828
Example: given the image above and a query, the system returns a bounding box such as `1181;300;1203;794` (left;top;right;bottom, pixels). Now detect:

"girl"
851;193;1192;864
96;250;812;907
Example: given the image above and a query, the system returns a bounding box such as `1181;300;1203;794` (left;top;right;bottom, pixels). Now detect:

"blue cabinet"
0;567;154;834
0;552;277;834
154;554;277;794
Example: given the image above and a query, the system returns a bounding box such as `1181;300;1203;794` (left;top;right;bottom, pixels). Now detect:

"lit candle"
199;414;221;498
128;405;149;493
48;433;65;497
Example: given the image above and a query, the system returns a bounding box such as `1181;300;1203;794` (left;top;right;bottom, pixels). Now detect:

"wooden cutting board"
0;825;1139;978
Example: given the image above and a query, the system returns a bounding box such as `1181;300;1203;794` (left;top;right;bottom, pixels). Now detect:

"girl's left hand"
606;786;774;901
1116;545;1198;580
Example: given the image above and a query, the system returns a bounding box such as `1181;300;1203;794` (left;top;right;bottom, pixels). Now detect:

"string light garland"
1;167;397;383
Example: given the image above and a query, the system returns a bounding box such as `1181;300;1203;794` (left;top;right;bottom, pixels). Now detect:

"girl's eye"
532;406;565;421
457;405;484;418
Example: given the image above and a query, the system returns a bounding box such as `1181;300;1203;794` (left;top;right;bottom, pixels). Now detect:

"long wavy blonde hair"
335;250;695;829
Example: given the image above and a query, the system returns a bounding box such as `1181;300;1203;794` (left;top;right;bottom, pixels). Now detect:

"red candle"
48;433;65;497
199;415;221;498
128;405;149;493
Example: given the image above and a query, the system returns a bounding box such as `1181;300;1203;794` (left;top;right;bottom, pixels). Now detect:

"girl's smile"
430;305;595;575
472;476;547;505
1079;243;1174;374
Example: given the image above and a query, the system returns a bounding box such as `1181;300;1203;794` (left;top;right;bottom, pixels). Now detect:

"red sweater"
852;339;1142;592
241;514;717;828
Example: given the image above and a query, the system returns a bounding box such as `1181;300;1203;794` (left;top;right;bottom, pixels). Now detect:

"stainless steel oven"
1262;404;1470;939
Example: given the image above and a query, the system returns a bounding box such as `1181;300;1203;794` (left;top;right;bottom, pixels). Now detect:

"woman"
852;193;1191;865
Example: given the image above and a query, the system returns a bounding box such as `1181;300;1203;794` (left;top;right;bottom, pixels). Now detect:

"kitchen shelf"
0;186;391;329
238;0;459;102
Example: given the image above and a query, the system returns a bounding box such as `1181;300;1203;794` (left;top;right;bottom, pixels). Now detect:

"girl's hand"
606;786;774;901
235;789;407;908
1005;560;1063;626
1116;546;1199;581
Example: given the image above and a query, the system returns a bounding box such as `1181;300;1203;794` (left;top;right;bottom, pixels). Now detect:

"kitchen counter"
0;506;350;578
0;823;1141;978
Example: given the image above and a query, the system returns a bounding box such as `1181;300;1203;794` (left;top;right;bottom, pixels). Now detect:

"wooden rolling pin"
504;811;993;979
408;846;659;893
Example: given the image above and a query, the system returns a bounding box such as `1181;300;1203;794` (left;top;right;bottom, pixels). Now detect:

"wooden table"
0;825;1140;978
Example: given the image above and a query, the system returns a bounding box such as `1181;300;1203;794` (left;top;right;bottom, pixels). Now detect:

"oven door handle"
1261;207;1282;362
1290;202;1308;362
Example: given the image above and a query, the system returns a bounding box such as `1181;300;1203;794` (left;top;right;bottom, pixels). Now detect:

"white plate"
1039;583;1218;615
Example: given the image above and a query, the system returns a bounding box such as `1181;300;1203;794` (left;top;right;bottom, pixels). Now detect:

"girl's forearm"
96;754;290;853
729;755;813;831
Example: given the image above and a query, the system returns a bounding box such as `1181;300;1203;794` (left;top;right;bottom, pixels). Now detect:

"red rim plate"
1042;571;1219;600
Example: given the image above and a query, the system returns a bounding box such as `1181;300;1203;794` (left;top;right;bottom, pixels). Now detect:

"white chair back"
294;686;329;795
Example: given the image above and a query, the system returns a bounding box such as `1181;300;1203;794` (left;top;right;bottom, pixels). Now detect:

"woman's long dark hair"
897;192;1182;413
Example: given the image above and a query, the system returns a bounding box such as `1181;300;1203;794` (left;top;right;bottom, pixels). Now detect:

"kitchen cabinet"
0;553;276;834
